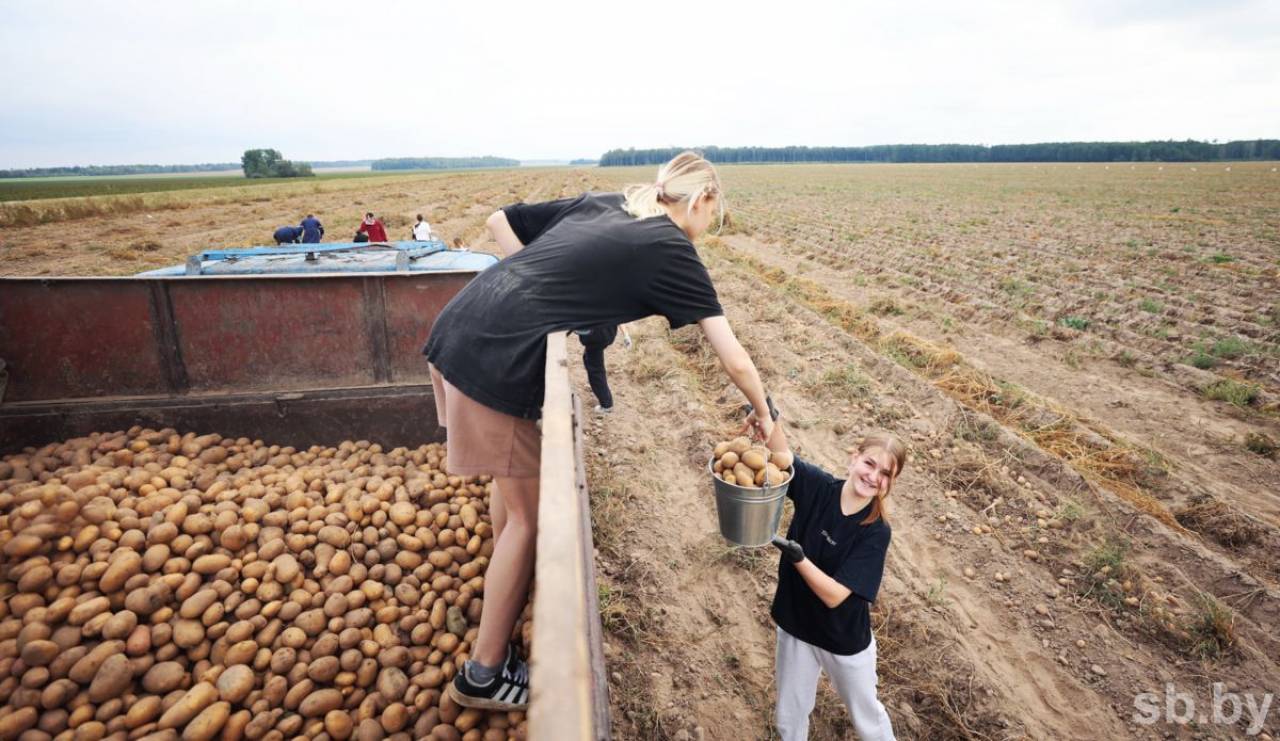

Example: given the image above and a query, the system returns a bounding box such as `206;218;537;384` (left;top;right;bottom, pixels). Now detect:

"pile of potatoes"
0;427;527;741
711;437;792;488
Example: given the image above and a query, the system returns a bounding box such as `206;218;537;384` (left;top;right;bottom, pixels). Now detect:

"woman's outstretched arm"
699;315;773;440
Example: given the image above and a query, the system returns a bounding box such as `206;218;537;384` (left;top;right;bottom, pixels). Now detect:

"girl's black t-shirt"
422;192;723;419
771;458;891;655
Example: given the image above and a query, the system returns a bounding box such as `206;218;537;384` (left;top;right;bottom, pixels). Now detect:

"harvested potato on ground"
0;427;528;740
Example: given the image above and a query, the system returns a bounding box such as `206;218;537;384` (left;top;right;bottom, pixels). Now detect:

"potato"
68;596;111;626
183;701;230;741
215;664;255;703
158;682;217;729
124;695;163;729
88;653;135;702
0;707;37;739
389;502;416;527
300;688;343;717
728;436;751;454
732;463;756;488
19;640;59;667
770;449;794;470
100;551;143;593
740;450;768;472
713;441;731;459
69;640;125;683
719;451;739;469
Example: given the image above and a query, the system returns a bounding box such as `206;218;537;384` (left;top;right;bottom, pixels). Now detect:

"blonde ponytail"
623;151;723;225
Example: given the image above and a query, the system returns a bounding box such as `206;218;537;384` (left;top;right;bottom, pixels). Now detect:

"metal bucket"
710;458;790;547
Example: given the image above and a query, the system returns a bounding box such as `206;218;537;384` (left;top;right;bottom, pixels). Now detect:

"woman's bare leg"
490;484;507;542
471;474;538;666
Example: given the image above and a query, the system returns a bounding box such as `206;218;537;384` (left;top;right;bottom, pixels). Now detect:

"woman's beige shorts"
430;364;541;479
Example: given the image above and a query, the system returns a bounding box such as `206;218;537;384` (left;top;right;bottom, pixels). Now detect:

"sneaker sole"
446;680;528;711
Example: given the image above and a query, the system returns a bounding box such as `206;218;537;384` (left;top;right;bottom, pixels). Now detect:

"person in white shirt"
412;214;434;241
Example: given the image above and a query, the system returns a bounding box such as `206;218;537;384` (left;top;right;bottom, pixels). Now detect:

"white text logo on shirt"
820;529;837;546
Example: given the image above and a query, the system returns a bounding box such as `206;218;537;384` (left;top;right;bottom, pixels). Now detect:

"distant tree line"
569;158;598;166
599;140;1280;166
241;149;313;178
371;156;520;171
0;162;239;178
306;159;373;168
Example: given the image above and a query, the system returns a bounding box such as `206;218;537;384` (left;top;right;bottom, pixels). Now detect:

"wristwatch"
751;396;780;421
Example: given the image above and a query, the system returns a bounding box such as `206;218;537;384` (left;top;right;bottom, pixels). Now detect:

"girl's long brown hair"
853;432;908;525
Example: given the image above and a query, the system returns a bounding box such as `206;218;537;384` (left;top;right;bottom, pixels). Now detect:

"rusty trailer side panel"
0;272;472;403
0;272;473;452
0;279;169;402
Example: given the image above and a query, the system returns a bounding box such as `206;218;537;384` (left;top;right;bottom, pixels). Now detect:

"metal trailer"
0;243;610;739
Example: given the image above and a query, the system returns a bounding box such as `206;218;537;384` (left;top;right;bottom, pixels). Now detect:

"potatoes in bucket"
710;437;791;488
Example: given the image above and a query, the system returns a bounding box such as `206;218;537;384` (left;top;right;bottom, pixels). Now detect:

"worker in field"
424;151;776;711
356;212;388;242
300;213;324;243
411;213;434;241
766;426;903;741
573;323;631;414
272;225;303;245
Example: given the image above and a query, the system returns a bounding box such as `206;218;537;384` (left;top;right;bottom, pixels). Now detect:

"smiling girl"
758;422;906;740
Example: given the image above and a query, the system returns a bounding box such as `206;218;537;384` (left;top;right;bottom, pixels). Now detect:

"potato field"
2;162;1278;739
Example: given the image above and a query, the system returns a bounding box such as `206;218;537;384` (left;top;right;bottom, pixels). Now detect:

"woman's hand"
743;407;775;443
771;536;805;564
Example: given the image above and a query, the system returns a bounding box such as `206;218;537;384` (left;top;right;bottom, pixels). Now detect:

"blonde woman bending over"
423;152;778;710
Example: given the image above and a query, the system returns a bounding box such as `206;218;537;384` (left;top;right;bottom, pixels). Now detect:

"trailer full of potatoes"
0;428;524;741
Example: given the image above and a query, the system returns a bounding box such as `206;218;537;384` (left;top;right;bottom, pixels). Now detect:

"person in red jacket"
356;212;388;242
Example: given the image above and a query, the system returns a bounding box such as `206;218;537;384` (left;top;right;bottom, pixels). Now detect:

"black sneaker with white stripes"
447;644;530;711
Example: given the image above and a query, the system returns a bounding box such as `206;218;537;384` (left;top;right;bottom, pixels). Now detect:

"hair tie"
654;182;665;199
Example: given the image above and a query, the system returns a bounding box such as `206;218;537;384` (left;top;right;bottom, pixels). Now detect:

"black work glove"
771;536;805;564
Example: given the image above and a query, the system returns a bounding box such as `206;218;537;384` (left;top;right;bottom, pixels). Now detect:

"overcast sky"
1;0;1277;168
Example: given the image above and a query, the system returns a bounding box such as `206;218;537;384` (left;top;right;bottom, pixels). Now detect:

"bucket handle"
749;416;772;498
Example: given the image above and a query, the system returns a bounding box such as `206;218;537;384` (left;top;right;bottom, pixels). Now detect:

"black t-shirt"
422;192;723;419
771;457;891;655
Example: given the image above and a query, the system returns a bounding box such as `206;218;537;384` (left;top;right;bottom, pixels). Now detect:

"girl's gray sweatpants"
775;627;895;740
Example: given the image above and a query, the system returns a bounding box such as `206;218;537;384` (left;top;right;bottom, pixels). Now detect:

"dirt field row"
3;164;1277;738
582;164;1280;739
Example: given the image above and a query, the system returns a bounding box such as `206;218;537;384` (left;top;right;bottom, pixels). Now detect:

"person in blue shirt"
300;214;324;244
272;225;303;245
757;418;906;741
